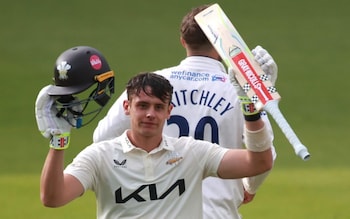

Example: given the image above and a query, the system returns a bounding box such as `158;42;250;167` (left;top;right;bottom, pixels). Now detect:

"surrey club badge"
56;61;71;80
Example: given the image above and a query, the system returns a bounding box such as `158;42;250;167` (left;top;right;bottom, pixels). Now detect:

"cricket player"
37;72;273;218
93;5;277;219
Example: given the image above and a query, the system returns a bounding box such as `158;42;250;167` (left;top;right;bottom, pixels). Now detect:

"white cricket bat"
195;3;310;160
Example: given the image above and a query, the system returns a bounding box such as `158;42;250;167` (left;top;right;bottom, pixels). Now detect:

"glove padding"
229;45;278;116
251;45;278;86
35;85;82;150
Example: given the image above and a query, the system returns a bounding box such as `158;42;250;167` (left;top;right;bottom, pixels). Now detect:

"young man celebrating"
37;72;273;218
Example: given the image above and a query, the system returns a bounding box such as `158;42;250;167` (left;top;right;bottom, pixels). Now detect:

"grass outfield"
1;0;349;218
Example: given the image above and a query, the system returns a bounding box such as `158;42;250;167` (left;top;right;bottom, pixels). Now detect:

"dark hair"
126;72;173;104
180;4;212;50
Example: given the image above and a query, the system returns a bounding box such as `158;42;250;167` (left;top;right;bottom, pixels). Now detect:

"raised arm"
217;118;273;179
218;45;276;177
35;85;84;207
40;150;84;207
240;45;278;201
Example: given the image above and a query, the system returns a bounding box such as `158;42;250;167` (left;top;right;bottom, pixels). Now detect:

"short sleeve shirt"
64;131;228;219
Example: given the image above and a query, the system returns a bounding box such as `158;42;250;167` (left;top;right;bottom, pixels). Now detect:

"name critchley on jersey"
171;88;234;116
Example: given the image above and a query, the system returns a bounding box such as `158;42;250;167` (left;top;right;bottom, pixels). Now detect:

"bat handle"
263;100;311;161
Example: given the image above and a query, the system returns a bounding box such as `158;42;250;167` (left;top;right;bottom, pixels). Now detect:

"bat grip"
263;100;310;161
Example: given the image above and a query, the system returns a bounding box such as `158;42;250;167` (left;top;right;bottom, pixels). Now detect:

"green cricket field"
0;0;348;218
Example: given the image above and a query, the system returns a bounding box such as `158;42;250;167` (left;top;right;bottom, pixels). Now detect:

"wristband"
244;125;271;152
239;96;259;116
49;133;70;150
244;113;261;121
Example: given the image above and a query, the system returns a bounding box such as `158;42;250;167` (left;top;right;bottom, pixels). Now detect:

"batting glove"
229;45;278;119
35;85;82;150
228;67;259;118
251;45;278;86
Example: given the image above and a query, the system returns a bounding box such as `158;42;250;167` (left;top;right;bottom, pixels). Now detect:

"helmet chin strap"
94;71;115;106
94;81;111;106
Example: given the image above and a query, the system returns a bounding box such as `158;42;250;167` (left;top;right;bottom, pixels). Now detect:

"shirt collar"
120;130;174;153
180;56;227;73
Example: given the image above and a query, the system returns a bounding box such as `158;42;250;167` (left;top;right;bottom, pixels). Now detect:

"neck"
126;130;162;153
186;49;220;60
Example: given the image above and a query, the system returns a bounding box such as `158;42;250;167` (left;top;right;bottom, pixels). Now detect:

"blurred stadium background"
0;0;348;218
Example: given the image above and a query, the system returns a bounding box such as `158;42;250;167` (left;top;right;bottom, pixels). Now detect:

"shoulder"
83;138;122;154
164;134;196;144
164;135;216;152
165;135;228;172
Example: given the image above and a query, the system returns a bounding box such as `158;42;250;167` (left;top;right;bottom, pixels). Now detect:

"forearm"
243;169;272;194
245;117;264;132
243;144;275;194
244;123;273;174
218;123;272;179
40;149;65;207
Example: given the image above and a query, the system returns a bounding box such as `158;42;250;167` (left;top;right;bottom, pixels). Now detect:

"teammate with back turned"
93;4;278;219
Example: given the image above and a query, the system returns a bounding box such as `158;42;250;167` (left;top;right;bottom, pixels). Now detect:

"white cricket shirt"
65;131;228;218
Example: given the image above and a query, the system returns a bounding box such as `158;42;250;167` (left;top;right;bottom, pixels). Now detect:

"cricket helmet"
48;46;115;127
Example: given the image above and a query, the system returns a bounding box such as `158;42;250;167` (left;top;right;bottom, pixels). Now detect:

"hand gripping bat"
195;3;310;160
